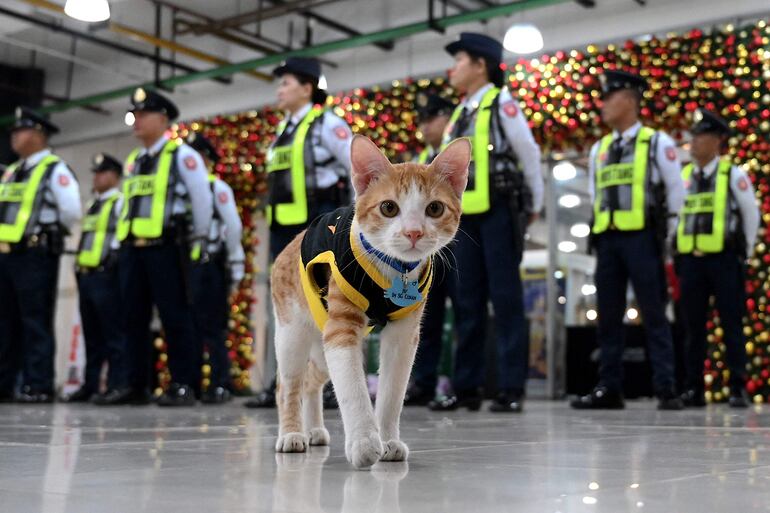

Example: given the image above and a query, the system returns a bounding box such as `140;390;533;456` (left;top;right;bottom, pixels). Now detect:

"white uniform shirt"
13;148;82;233
588;121;685;238
283;102;352;189
689;156;760;257
210;177;245;267
458;83;544;213
133;136;213;239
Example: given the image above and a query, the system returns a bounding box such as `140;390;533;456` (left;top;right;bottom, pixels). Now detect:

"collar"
612;121;642;143
139;135;169;157
288;102;313;126
21;148;52;167
358;232;421;274
462;82;495;111
696;156;721;177
94;187;120;201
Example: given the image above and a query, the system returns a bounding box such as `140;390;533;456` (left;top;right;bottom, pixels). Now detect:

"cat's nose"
403;230;424;247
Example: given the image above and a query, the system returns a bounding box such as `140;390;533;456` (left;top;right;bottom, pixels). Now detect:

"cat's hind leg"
304;340;330;446
275;309;315;453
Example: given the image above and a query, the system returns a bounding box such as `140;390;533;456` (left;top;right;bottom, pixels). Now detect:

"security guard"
117;88;213;406
246;56;353;409
429;33;543;413
187;133;245;404
571;70;685;410
66;153;129;404
677;109;759;409
405;92;455;406
0;106;81;403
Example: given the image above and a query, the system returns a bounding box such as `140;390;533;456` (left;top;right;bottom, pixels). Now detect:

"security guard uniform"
430;33;544;413
118;89;213;406
247;57;353;409
69;154;129;403
572;70;685;410
267;57;353;260
187;134;245;404
0;107;81;403
406;93;456;406
676;110;759;408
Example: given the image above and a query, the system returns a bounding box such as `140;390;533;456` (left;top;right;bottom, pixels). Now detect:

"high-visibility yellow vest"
443;87;500;215
266;106;325;226
676;159;732;254
117;140;178;241
77;195;119;267
417;147;432;165
0;155;60;243
592;127;655;234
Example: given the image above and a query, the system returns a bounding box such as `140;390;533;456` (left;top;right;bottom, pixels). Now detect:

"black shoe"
157;384;196;407
16;387;54;404
244;389;276;409
62;386;94;403
570;386;625;410
403;385;434;406
428;390;482;412
93;387;138;406
729;390;749;409
489;390;524;413
657;391;684;410
201;386;231;405
681;389;706;408
323;382;338;410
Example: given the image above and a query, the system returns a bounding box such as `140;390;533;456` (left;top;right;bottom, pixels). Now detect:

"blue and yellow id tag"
385;278;422;307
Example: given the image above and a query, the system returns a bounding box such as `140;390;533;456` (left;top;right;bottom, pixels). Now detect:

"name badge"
385;279;422;307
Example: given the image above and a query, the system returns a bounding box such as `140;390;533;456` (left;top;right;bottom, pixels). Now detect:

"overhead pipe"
0;6;231;85
20;0;272;81
0;0;570;123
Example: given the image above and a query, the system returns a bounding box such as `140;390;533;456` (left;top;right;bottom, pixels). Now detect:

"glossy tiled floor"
0;400;768;513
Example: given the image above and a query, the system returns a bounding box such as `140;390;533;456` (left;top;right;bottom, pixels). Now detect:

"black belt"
0;232;59;254
76;263;116;275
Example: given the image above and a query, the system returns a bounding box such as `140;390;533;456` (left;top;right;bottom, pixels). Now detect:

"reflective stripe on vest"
417;148;431;165
117;140;177;241
0;155;60;243
266;106;325;226
592;127;654;234
676;159;732;254
77;195;118;267
443;87;499;215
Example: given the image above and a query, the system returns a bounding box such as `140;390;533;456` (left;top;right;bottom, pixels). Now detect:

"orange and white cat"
270;135;469;469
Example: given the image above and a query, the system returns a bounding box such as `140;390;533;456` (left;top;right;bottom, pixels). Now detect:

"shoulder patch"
218;191;229;204
665;146;677;162
184;156;198;170
334;126;349;140
58;174;70;187
738;176;749;191
502;100;519;117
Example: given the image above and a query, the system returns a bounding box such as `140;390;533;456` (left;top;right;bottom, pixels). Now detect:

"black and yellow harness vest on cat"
299;206;433;331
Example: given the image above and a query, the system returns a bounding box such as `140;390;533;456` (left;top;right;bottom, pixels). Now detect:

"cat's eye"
380;201;399;217
425;201;445;218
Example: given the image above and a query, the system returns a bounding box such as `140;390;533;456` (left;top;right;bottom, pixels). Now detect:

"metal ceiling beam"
20;0;272;81
0;0;571;124
0;6;231;85
179;0;342;34
267;0;395;51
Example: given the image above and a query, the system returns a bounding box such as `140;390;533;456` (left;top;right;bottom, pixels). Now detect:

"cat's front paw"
346;432;383;469
275;432;308;453
308;427;330;446
380;439;409;461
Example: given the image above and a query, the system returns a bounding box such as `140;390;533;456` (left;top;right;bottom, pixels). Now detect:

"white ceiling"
1;0;768;145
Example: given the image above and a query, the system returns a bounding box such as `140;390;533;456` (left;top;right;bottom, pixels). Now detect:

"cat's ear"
431;137;470;197
350;135;391;197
